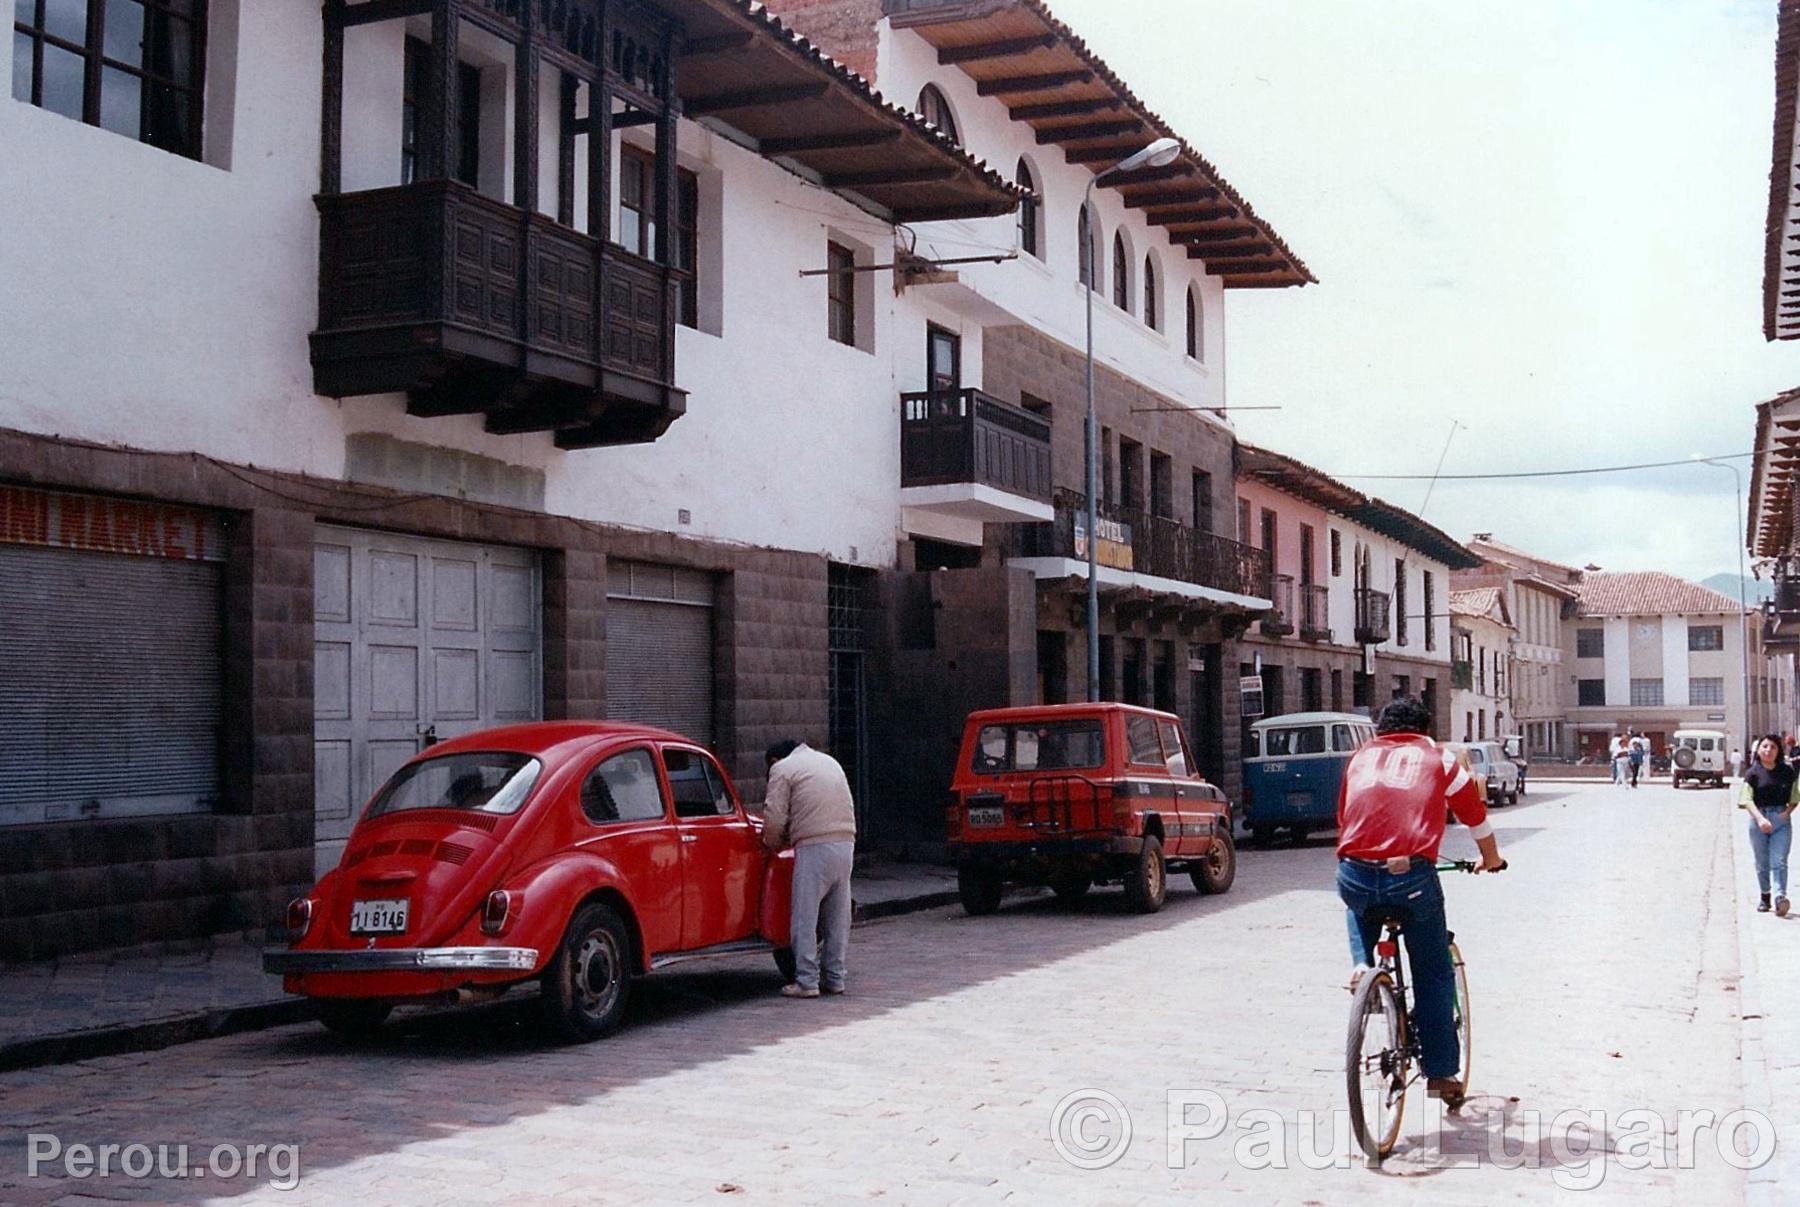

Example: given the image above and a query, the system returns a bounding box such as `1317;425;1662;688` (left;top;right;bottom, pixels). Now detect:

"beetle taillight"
286;897;313;941
481;890;512;936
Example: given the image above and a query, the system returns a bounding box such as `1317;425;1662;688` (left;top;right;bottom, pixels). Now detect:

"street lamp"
1693;455;1753;754
1084;137;1181;701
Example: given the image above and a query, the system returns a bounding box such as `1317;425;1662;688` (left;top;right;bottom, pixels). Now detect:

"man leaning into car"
763;740;858;999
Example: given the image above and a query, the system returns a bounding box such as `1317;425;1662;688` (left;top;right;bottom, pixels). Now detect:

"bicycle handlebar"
1435;858;1507;873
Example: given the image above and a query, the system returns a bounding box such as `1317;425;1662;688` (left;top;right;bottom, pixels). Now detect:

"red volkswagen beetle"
265;722;795;1042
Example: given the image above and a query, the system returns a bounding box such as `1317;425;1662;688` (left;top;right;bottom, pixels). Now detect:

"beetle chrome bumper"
263;947;539;974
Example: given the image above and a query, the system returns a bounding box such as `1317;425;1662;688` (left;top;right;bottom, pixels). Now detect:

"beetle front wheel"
540;901;634;1043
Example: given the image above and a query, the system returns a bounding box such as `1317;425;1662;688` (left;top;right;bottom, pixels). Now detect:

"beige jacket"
763;744;858;850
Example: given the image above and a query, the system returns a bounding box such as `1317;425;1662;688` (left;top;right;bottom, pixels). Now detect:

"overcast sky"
1054;0;1800;584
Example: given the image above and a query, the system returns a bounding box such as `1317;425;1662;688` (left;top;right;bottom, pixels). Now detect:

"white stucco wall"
0;6;921;567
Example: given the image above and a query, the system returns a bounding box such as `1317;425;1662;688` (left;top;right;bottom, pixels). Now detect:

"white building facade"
1449;588;1515;743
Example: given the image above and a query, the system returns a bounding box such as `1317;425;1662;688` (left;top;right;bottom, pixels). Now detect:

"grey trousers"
790;840;855;990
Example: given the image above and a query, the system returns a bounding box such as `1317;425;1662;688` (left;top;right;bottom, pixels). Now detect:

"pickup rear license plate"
967;806;1005;828
350;899;409;935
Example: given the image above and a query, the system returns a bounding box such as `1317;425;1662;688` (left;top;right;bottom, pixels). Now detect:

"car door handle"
681;834;698;844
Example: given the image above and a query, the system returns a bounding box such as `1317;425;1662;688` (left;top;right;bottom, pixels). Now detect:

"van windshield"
1263;726;1327;757
366;752;542;819
972;720;1105;774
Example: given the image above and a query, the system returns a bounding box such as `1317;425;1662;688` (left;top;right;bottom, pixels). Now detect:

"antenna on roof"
1419;420;1466;520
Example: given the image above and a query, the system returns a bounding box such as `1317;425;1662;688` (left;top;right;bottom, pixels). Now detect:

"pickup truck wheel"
958;867;1005;916
1123;836;1167;914
539;901;634;1043
773;947;797;982
1191;832;1237;896
1050;873;1092;902
314;1000;392;1040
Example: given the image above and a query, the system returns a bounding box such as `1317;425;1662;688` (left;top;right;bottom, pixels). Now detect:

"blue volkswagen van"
1243;712;1376;844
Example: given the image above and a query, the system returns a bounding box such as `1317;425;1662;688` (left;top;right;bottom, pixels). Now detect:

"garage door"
607;560;714;743
313;527;541;873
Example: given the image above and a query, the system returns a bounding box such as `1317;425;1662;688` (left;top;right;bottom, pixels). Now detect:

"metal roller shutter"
0;544;221;825
607;561;715;744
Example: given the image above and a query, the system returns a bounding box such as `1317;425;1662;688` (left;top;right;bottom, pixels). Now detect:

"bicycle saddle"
1362;906;1412;929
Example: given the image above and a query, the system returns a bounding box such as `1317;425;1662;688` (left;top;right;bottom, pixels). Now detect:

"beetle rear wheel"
1122;836;1167;913
1346;970;1408;1163
314;999;392;1040
958;866;1005;916
539;901;634;1042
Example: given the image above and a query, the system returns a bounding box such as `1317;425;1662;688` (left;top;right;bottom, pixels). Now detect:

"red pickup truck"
946;704;1236;915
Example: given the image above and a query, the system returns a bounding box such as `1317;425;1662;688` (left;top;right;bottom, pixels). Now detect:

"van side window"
582;750;666;825
1332;724;1356;753
1157;720;1190;777
1126;715;1165;767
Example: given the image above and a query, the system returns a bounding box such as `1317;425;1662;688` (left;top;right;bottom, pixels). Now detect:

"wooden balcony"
1261;574;1296;637
310;181;685;449
1005;490;1271;600
1765;570;1800;650
900;388;1053;523
1300;583;1331;642
1355;587;1392;645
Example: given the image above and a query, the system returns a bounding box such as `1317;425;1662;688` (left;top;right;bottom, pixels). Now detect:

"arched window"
1016;158;1041;259
918;85;959;146
1143;255;1159;330
1077;204;1095;290
1112;232;1130;312
1186;287;1203;360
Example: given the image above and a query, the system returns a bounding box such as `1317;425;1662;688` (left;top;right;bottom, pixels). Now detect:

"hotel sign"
1074;515;1134;571
0;484;225;562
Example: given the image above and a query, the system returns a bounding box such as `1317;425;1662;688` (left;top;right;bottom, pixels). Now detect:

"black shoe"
1759;894;1773;913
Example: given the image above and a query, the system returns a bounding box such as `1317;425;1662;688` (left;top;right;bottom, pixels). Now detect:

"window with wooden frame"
403;38;481;189
1143;256;1159;329
1016;158;1041;259
673;168;698;328
1112;232;1129;311
1186;287;1203;361
1330;529;1343;576
827;241;857;347
1077;204;1096;290
619;145;657;260
12;0;208;159
1423;571;1436;651
917;83;959;146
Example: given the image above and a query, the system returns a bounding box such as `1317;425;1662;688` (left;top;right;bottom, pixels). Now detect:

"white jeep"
1671;729;1729;789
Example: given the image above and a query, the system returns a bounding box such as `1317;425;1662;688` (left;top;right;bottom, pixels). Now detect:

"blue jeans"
1337;859;1460;1080
1749;812;1794;897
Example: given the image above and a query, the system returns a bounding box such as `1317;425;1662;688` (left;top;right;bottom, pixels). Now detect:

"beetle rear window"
366;752;541;819
972;720;1105;774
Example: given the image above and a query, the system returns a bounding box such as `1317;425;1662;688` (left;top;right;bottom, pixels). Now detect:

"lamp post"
1084;137;1181;701
1694;455;1753;751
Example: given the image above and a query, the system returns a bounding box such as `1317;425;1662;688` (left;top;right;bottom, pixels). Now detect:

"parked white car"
1447;741;1521;806
1671;729;1729;789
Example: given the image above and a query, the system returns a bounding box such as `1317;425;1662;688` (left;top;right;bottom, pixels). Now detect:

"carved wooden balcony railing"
900;389;1052;502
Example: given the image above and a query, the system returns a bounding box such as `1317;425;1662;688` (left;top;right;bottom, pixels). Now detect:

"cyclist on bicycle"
1337;696;1505;1102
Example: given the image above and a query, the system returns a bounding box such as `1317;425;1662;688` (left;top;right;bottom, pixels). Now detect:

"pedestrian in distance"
1609;733;1625;785
763;739;858;999
1613;734;1633;788
1741;734;1798;917
1627;732;1645;789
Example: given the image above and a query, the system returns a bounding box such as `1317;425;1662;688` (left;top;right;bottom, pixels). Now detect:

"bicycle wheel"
1345;969;1408;1162
1450;941;1472;1105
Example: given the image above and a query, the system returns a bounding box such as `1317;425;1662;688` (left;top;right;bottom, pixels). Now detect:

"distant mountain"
1701;573;1774;605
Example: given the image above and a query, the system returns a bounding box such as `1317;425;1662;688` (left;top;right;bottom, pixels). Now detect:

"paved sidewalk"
0;860;958;1073
1731;802;1800;1207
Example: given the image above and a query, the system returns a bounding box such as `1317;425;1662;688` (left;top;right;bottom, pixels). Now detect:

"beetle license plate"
967;806;1005;828
350;899;409;935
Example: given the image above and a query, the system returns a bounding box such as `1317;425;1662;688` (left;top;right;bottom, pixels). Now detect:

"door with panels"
313;527;541;874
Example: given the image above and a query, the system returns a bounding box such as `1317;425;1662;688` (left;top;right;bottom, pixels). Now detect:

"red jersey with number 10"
1336;734;1488;861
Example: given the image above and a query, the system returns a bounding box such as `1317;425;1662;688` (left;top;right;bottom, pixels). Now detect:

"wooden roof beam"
686;82;831;116
1122;187;1220;211
683;31;757;56
1108;163;1194;187
1185;241;1273;259
1010;96;1123;121
976;70;1094;96
1165;222;1259;241
761;129;903;155
1037;119;1145;145
1205;257;1293;275
939;33;1059;64
1158;208;1244;231
1065;142;1156;165
825;166;960;189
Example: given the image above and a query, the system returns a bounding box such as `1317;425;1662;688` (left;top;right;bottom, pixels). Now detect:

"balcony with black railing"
899;389;1053;522
1003;489;1272;601
1301;583;1331;642
1261;574;1296;636
1451;660;1474;691
1355;587;1392;645
1766;565;1800;649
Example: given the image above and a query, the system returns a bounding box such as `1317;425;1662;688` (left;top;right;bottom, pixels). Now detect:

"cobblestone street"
0;780;1762;1205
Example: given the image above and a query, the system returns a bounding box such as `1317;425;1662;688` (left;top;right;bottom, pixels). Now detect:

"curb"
0;887;960;1075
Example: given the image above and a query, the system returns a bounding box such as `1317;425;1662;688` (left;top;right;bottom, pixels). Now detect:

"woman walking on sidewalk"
1741;734;1798;917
